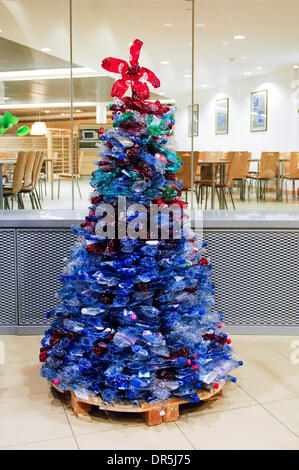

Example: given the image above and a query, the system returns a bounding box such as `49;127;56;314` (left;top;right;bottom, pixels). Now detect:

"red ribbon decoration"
101;39;160;100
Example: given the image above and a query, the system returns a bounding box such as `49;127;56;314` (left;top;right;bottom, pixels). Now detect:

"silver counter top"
0;209;299;229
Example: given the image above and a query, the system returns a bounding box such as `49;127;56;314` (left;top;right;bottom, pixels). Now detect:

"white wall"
174;66;299;156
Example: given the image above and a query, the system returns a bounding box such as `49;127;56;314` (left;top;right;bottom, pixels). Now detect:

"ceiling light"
0;67;95;81
41;48;51;52
160;61;169;65
257;66;262;71
243;71;252;76
184;74;192;78
234;35;245;40
164;23;174;27
201;84;207;88
0;101;99;110
294;65;299;69
30;121;47;135
195;23;206;27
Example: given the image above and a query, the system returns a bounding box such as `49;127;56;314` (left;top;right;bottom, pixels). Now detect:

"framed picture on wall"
215;98;229;134
188;104;199;137
250;89;268;132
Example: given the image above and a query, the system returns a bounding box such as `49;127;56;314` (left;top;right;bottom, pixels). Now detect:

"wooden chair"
58;150;83;199
227;151;250;200
3;151;28;209
197;152;247;210
21;151;36;209
196;151;225;207
22;151;45;209
283;152;299;201
176;151;199;201
247;152;279;201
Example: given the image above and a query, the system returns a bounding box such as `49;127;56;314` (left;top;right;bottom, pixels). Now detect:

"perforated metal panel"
0;230;17;325
204;230;299;326
17;229;75;325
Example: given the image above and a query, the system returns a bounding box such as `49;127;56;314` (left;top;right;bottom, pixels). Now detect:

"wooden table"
0;158;17;210
197;160;231;209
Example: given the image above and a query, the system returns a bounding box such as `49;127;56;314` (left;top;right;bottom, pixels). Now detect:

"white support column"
96;103;107;124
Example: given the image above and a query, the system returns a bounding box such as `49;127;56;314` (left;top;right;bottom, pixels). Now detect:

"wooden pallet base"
51;383;223;426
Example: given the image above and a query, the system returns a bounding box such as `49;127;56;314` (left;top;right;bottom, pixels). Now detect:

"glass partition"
1;0;298;214
71;0;193;210
193;0;299;212
0;0;72;210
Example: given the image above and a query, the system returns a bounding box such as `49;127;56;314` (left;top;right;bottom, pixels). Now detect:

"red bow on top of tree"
101;39;160;100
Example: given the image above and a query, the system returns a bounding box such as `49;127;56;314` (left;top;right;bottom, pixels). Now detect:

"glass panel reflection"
194;0;299;211
0;0;71;210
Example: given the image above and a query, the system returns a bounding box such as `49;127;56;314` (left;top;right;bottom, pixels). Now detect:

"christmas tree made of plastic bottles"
40;40;242;406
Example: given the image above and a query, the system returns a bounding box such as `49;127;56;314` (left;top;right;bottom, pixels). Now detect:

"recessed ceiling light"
184;74;192;78
41;48;51;52
294;65;299;69
234;35;245;40
160;61;169;65
164;23;174;27
257;66;262;70
201;84;207;88
243;71;252;76
195;23;206;27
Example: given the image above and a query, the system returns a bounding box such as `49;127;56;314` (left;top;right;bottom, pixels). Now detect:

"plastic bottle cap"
131;314;137;320
53;378;60;385
227;339;232;344
214;383;219;389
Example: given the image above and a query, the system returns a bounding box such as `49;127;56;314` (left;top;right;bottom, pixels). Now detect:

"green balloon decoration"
17;125;31;136
0;111;30;136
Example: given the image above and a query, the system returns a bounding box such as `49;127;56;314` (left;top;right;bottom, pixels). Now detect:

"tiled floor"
0;334;298;450
18;179;299;212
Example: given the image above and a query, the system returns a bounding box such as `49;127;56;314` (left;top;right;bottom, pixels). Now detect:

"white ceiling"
0;0;299;99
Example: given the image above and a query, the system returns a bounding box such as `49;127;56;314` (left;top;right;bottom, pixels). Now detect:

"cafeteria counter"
0;209;298;335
